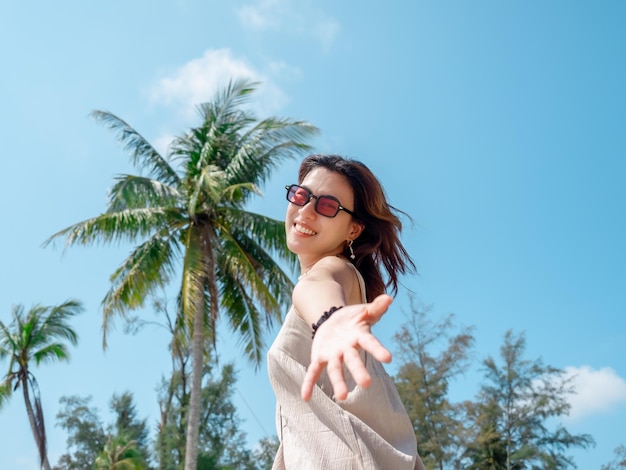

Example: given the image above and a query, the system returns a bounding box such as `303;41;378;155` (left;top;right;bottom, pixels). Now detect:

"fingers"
327;358;348;400
363;294;393;323
305;349;376;401
301;360;323;401
372;293;393;309
344;347;371;389
302;350;371;402
359;334;392;363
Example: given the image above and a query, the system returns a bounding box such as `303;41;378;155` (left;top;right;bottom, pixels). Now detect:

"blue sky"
1;1;625;468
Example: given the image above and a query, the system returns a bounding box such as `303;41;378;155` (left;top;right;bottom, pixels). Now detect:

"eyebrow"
300;185;337;198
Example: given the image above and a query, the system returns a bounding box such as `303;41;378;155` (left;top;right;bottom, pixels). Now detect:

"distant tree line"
6;294;623;469
392;297;599;470
52;369;278;470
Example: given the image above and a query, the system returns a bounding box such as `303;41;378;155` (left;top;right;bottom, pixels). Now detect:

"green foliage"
394;304;596;470
0;300;84;470
54;395;107;469
54;392;151;469
110;392;151;464
393;299;475;470
462;330;595;469
95;433;145;470
155;360;256;469
251;437;280;470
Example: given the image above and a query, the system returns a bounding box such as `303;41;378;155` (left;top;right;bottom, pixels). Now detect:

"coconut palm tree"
45;79;318;469
0;299;83;470
95;434;145;470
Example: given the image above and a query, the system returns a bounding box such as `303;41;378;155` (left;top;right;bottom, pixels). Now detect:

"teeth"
295;224;317;235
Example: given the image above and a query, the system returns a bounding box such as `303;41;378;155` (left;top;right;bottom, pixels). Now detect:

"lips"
294;223;317;236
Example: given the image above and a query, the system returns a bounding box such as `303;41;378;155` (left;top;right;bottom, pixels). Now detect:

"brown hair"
298;154;415;300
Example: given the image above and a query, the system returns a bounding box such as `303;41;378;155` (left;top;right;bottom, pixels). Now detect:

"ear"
348;222;365;240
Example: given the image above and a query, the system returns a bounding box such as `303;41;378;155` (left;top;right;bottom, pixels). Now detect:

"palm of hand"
301;294;393;401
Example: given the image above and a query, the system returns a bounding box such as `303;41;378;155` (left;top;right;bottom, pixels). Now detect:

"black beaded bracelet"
311;306;344;339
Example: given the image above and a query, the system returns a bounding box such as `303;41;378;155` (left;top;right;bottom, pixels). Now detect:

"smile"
294;223;317;236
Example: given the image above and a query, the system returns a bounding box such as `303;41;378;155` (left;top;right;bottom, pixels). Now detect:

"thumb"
364;294;393;322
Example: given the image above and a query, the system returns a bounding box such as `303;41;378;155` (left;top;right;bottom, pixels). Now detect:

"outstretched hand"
301;294;394;401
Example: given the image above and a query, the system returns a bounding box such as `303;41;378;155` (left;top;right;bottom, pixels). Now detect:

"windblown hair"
298;154;415;300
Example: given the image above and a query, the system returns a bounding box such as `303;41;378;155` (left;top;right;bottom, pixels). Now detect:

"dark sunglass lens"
288;185;309;205
316;196;340;217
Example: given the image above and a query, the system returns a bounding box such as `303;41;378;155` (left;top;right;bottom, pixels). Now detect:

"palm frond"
223;209;297;270
33;343;70;364
218;271;264;365
202;273;217;351
101;234;181;347
108;175;182;213
0;378;14;409
225;117;318;191
190;167;260;218
0;320;16;361
43;207;185;249
19;306;46;352
168;130;204;171
218;182;260;206
187;164;225;219
23;373;48;466
217;234;279;314
179;227;210;328
236;232;295;309
171;80;258;174
91;110;180;187
11;304;27;332
39;300;82;345
218;227;293;313
213;227;294;366
199;78;259;129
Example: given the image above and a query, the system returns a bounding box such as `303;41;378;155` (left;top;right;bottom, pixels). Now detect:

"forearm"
292;277;347;328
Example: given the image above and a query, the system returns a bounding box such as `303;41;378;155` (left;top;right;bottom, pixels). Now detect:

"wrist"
311;306;343;339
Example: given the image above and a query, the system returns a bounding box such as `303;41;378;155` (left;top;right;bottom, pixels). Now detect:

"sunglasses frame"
285;184;356;218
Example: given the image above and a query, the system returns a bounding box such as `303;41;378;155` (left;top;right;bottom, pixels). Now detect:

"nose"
298;195;317;218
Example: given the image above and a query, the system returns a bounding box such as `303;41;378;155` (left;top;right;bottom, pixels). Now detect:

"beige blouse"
267;263;425;469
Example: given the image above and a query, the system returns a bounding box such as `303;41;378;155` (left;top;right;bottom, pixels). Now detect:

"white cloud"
148;48;288;122
237;0;283;31
564;365;626;421
237;0;340;50
313;17;341;51
150;49;257;115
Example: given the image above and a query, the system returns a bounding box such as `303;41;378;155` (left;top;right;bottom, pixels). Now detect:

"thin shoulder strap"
345;262;367;304
345;262;369;366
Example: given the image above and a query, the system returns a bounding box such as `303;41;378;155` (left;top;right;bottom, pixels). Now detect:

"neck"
298;253;350;278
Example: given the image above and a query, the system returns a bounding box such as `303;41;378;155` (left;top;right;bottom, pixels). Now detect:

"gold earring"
348;239;355;260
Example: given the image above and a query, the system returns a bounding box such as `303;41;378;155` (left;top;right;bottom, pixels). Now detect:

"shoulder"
302;256;359;294
308;255;353;279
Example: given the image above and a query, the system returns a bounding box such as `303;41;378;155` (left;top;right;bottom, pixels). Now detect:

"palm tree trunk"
184;297;204;470
184;224;221;470
21;375;51;470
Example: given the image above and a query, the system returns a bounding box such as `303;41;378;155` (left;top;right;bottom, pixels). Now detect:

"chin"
285;239;300;254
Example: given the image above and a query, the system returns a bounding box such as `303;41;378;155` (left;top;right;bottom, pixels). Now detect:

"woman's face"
285;167;363;267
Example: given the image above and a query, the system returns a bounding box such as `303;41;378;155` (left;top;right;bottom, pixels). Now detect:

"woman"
267;154;425;469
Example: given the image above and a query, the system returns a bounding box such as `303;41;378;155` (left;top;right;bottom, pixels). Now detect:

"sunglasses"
285;184;356;218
